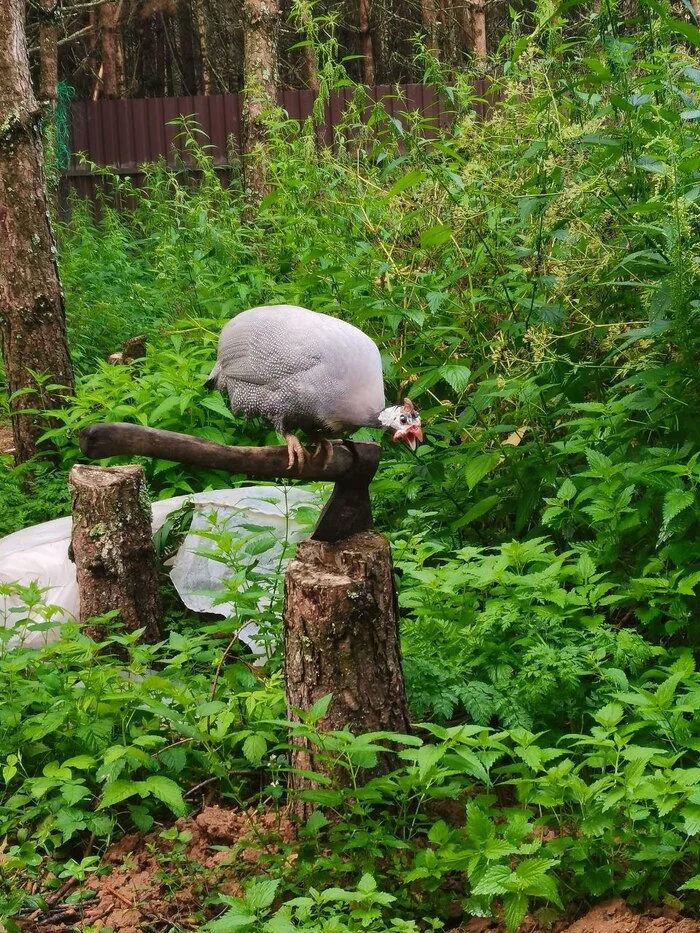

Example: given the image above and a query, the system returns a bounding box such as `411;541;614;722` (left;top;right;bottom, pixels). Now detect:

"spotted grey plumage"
206;304;423;469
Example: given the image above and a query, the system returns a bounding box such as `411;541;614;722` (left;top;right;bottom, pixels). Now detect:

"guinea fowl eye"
400;415;408;425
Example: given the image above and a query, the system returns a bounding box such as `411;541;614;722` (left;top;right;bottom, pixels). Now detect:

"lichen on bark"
0;0;74;464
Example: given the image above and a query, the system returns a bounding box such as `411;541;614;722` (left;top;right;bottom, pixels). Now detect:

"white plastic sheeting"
0;486;321;651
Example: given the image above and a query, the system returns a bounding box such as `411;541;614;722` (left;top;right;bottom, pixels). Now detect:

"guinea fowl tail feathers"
205;363;220;390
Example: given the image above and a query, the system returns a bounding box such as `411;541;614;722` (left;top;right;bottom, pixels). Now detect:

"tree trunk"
0;0;75;465
241;0;280;198
177;0;198;95
38;0;58;104
421;0;438;53
193;0;212;94
294;0;318;93
99;2;121;98
470;0;486;58
454;0;472;58
284;533;410;808
358;0;375;85
69;465;162;643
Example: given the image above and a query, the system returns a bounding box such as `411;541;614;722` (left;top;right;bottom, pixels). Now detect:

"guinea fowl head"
378;398;423;452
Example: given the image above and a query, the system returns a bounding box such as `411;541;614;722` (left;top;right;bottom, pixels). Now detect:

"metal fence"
64;80;497;203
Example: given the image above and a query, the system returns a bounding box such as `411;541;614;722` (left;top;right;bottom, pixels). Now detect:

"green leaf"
357;873;378;894
465;452;501;490
680;874;700;891
144;775;187;816
264;912;297;933
455;495;500;528
307;693;333;722
594;703;624;730
681;805;700;836
467;803;495;843
503;892;529;933
514;859;559;887
246;878;280;912
62;755;96;770
242;734;268;765
472;864;512;896
421;224;453;248
662;489;694;527
206;909;257;931
521;873;563;908
440;363;472;393
558;478;577;502
385;170;427;199
666;16;700;47
98;780;143;810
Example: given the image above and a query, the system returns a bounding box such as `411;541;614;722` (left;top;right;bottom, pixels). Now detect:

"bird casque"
206;304;423;469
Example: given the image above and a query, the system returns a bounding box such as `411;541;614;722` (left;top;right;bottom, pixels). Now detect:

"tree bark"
38;0;59;104
284;533;410;806
421;0;438;53
69;464;162;643
241;0;280;198
98;2;121;98
0;0;74;465
358;0;375;85
177;0;198;95
470;0;486;58
193;0;212;94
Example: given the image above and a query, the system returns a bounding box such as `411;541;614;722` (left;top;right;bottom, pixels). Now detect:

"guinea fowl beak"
395;424;423;452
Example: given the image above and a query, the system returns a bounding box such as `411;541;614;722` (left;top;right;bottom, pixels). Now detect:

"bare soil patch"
19;805;296;932
461;900;700;933
19;811;700;933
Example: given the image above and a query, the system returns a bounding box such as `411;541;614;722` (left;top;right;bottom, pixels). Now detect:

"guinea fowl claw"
285;434;306;471
312;438;335;471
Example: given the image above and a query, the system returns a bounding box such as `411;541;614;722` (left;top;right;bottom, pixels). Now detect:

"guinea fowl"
206;304;423;469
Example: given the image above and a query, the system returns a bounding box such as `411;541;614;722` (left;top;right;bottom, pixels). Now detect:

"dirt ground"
0;422;14;457
19;805;297;932
16;805;700;933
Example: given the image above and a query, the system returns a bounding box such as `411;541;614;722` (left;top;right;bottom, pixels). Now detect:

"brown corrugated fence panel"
129;98;151;165
100;100;119;169
63;83;498;209
205;94;227;163
69;100;89;170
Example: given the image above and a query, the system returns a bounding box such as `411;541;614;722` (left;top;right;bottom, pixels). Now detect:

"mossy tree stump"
283;532;411;806
69;464;162;643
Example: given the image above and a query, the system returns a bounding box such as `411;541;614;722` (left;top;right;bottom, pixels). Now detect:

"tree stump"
69;464;162;643
284;532;410;803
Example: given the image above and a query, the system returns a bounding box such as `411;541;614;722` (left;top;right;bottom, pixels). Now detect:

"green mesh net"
55;81;75;170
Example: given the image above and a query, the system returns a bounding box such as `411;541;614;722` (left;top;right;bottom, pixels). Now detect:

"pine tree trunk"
177;0;198;95
0;0;75;465
99;2;120;98
193;0;212;94
470;0;486;58
284;533;410;810
358;0;375;85
38;0;58;104
421;0;438;53
242;0;280;198
69;464;162;643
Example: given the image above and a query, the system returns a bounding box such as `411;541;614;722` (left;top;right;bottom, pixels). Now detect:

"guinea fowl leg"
311;437;335;471
285;433;306;471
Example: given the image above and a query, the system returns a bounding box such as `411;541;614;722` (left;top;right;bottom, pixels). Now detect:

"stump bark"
69;464;162;643
284;532;410;800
